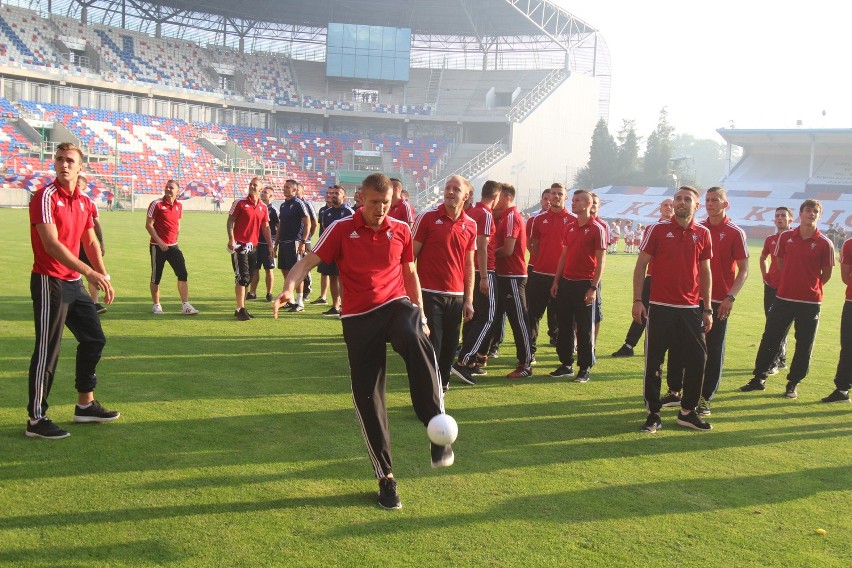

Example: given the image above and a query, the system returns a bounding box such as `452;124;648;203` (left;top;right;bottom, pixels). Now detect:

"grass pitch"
0;207;849;567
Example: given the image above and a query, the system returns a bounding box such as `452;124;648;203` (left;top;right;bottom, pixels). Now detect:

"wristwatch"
421;316;428;325
703;309;713;315
726;294;736;302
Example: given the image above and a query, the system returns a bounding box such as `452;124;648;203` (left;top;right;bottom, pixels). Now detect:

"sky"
558;0;852;142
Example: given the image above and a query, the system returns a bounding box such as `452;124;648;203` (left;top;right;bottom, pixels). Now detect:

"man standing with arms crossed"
248;184;279;303
277;179;310;312
741;199;834;398
413;175;477;392
633;186;713;433
548;190;607;382
452;180;500;385
146;179;200;316
273;173;453;510
612;198;674;357
227;178;273;321
27;143;120;439
759;207;794;374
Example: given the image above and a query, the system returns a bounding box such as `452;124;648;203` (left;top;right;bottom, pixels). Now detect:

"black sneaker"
573;369;591;383
767;366;779;376
822;389;851;403
611;344;634;357
783;381;798;399
776;361;788;370
235;308;251;321
487;349;499;359
660;391;682;408
25;418;70;439
265;293;273;302
430;442;455;468
94;303;107;315
311;297;329;305
74;400;121;423
322;307;341;317
246;292;257;300
450;363;477;385
282;302;296;310
696;398;711;416
470;365;487;376
378;477;402;510
549;365;574;378
288;304;304;313
740;378;766;392
641;413;662;433
676;410;712;431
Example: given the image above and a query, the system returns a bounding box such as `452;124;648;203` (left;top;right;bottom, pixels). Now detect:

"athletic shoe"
377;477;402;510
675;411;713;430
94;303;107;315
573;369;591;383
265;293;273;302
660;391;682;408
25;418;70;439
641;413;662;433
676;410;712;431
696;398;711;417
235;308;251;321
451;362;477;385
507;366;532;379
470;365;487;376
475;354;489;368
73;400;121;423
822;389;851;403
776;361;788;370
282;302;296;310
152;304;164;315
740;378;766;392
246;292;257;301
311;297;329;305
783;381;798;399
611;344;634;357
430;442;455;468
548;365;574;378
322;307;341;317
288;304;305;313
181;303;199;315
767;366;779;375
487;349;500;359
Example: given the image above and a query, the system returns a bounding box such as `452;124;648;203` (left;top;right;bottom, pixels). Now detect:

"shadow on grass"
0;540;181;567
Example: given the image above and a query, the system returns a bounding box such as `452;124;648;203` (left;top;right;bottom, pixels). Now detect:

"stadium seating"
0;5;62;68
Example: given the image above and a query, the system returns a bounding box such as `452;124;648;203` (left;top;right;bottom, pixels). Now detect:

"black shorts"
278;241;301;270
231;245;257;286
317;261;339;276
150;244;188;284
255;243;275;270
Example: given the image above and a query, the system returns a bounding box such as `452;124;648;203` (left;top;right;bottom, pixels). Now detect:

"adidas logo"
666;232;674;238
349;231;359;239
435;219;444;224
542;219;549;224
58;200;65;207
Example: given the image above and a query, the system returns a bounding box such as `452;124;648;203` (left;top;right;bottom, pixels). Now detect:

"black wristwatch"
726;294;736;302
703;309;713;315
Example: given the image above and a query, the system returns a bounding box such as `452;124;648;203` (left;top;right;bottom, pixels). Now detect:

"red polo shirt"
842;239;852;301
526;212;540;267
532;208;575;276
413;204;477;295
30;181;94;281
466;202;495;271
494;206;527;277
147;197;182;245
388;199;416;225
641;218;712;308
761;233;783;288
640;224;656;277
775;227;834;304
229;198;268;246
560;216;607;280
313;212;413;317
702;216;748;302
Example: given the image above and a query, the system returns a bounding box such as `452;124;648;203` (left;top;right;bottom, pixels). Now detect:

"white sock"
296;294;303;305
840;390;849;395
77;402;92;409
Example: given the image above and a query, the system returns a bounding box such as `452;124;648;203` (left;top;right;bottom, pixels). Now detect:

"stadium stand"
0;4;63;68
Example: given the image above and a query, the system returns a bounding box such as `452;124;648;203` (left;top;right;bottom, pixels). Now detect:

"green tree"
575;118;618;188
643;107;675;186
671;134;734;189
616;119;641;184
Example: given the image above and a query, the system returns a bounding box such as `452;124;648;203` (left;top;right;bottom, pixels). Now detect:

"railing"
421;138;508;208
506;68;567;123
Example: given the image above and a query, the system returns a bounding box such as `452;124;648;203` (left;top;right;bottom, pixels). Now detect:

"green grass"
0;207;849;567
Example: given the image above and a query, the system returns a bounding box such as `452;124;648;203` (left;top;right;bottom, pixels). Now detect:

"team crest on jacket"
79;201;85;211
811;242;817;249
719;232;726;240
387;231;393;240
692;234;698;243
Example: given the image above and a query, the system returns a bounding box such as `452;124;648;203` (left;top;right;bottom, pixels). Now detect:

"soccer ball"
427;414;458;445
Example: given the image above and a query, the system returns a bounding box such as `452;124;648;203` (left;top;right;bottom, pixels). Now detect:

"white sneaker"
182;303;199;315
152;304;164;315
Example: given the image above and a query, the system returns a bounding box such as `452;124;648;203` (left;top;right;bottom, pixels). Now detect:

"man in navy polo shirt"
741;199;834;398
413;174;477;392
316;184;354;316
27;143;120;439
632;186;713;433
276;179;310;312
227;178;273;321
146;179;199;316
248;184;279;303
273;173;452;510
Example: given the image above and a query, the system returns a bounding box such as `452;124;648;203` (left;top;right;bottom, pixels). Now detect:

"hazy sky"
560;0;851;142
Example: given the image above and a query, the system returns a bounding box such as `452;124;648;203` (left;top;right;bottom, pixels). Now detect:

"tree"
671;134;730;189
616;119;641;184
575;118;618;189
643;107;675;186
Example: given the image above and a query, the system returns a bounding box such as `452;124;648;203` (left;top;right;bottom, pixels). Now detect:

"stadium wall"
471;74;599;208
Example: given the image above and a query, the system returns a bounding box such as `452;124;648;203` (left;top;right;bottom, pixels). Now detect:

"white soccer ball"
427;414;458;445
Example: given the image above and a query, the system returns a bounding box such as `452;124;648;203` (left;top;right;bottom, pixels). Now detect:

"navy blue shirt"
320;204;355;235
259;203;279;245
278;197;309;242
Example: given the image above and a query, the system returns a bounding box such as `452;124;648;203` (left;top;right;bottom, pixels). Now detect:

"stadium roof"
717;128;852;147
